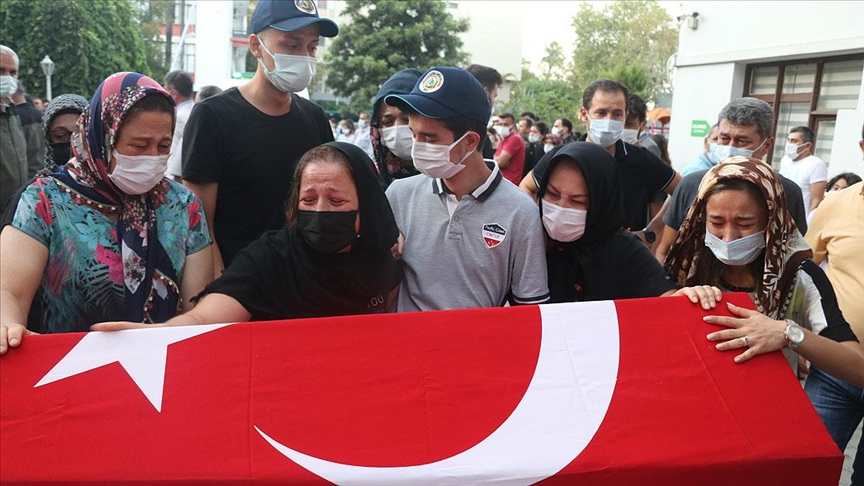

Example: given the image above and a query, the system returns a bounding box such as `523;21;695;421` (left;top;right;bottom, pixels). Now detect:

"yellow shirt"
806;181;864;343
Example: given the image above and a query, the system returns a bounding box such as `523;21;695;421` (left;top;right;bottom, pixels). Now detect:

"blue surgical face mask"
704;230;766;266
588;118;624;147
713;138;767;162
707;142;722;165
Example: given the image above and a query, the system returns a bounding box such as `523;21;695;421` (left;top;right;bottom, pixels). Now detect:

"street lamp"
40;55;54;101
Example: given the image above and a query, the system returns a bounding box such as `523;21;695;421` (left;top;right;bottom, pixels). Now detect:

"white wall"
193;0;235;89
677;1;864;68
669;0;864;176
668;63;738;172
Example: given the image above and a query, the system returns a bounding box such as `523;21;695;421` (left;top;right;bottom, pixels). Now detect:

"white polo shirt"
386;162;550;312
779;154;827;212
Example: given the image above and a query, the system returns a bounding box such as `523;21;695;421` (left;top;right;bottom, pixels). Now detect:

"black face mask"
295;210;358;254
50;142;72;165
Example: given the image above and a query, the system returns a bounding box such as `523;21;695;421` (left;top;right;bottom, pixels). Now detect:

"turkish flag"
0;294;842;485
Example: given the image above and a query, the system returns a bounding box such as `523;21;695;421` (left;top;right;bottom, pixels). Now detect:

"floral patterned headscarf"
665;157;812;317
52;72;179;323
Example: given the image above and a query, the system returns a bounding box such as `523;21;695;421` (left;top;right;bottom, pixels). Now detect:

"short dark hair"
627;93;648;123
535;121;549;136
717;98;774;142
400;104;486;151
164;70;194;98
583;78;630;113
196;85;222;101
790;126;815;145
520;111;538;121
558;117;573;134
519;116;534;128
285;146;354;227
499;112;515;123
465;64;503;91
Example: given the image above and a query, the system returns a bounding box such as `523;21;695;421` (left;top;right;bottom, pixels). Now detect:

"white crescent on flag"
254;301;620;485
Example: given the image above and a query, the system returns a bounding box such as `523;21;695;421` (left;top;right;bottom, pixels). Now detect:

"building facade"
667;1;864;178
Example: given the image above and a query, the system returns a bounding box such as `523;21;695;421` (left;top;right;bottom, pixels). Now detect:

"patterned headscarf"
665;157;812;317
51;72;179;323
41;93;88;173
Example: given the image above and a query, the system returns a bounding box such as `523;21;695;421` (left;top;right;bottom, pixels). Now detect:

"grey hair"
717;97;774;141
0;45;19;66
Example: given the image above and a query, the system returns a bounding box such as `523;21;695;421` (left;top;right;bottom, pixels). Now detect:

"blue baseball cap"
251;0;339;37
384;67;491;125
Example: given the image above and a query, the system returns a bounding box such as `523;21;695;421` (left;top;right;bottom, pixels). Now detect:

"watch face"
787;322;805;344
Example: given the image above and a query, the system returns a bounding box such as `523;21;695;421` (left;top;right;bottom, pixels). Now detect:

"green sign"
690;120;711;137
231;71;254;80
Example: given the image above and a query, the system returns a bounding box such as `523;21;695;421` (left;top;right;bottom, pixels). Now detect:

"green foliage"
0;0;158;100
325;0;470;113
540;41;568;80
601;63;648;99
570;0;677;102
506;73;583;128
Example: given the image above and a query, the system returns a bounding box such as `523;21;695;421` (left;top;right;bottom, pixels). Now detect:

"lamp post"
40;55;54;101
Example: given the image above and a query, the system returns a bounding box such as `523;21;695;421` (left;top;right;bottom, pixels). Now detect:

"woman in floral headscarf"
0;72;213;353
665;156;864;389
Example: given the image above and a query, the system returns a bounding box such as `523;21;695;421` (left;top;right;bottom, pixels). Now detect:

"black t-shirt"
547;231;676;303
182;88;334;265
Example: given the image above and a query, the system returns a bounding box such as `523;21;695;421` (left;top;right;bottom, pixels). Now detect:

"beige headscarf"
665;157;812;318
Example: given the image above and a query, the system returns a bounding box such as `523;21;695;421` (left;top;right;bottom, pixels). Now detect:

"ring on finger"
741;335;749;348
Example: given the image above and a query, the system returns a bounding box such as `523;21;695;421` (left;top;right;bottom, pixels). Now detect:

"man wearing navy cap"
182;0;338;277
384;67;550;311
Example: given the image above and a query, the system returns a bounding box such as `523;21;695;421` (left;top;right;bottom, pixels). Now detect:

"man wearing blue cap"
384;67;550;311
182;0;338;277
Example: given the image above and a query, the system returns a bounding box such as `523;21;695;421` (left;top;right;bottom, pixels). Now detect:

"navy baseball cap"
384;67;491;125
251;0;339;37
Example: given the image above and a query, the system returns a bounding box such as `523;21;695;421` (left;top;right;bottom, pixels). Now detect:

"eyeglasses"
49;129;73;144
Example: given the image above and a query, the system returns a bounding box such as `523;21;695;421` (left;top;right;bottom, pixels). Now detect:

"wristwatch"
784;320;805;349
642;228;657;244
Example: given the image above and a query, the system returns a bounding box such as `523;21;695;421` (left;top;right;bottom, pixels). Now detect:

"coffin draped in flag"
0;294;842;485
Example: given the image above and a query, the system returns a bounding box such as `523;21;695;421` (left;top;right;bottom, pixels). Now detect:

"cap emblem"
419;70;445;93
295;0;317;15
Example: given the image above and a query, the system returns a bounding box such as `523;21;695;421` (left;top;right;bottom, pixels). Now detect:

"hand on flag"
704;301;789;363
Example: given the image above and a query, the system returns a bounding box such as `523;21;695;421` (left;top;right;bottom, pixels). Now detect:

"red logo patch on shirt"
482;223;507;248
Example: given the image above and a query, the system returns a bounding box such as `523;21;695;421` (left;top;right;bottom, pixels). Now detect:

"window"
744;55;864;167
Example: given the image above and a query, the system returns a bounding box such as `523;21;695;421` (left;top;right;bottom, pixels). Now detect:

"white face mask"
543;144;555;154
707;142;722;165
588;118;624;147
551;126;562;137
380;125;413;161
714;138;767;162
358;119;368;129
784;142;806;160
109;150;168;195
621;128;640;145
0;75;17;98
495;125;512;138
411;131;474;179
528;134;541;144
339;126;351;135
541;199;588;242
704;230;766;266
258;39;316;93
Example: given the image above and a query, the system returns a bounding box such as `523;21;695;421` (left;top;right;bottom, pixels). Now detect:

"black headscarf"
200;141;402;320
536;142;625;246
537;142;662;302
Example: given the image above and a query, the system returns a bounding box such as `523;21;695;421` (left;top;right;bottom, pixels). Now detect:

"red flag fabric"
0;294;842;485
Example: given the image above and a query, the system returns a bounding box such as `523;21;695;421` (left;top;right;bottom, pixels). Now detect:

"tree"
601;63;648;99
507;63;583;127
540;41;568;80
326;0;470;113
569;0;677;102
0;0;157;100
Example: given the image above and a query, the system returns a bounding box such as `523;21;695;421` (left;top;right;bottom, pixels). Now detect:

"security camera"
692;12;699;18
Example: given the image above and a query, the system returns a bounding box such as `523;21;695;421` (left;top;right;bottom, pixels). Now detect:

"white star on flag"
35;323;231;412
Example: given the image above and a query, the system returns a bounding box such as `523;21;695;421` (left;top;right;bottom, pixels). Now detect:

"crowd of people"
1;0;862;482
